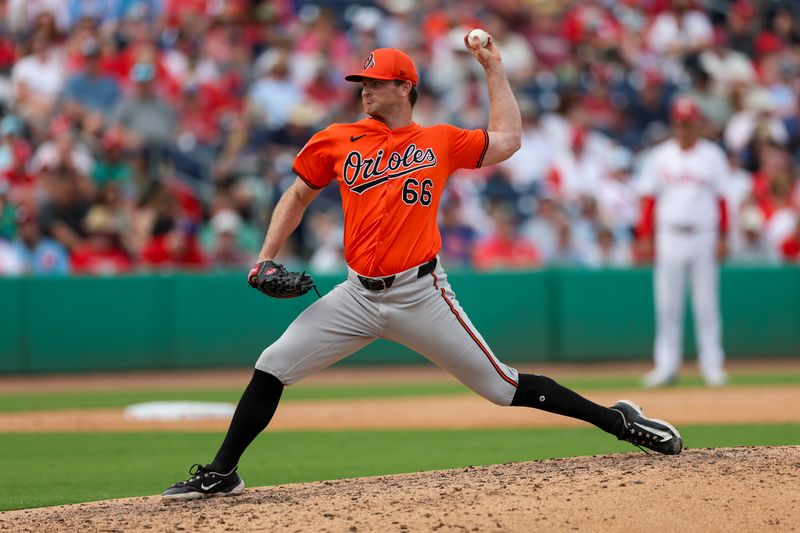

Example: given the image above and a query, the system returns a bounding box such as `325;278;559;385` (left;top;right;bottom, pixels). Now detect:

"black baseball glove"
247;260;316;299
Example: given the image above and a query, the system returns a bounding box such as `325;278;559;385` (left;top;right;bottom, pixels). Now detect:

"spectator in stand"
749;140;800;252
439;199;478;269
60;39;120;120
549;218;585;267
7;2;68;34
561;0;620;55
38;166;93;252
584;226;633;268
141;218;206;269
729;203;779;265
112;63;176;147
780;217;800;262
595;145;639;239
0;237;23;274
628;68;673;148
114;0;161;27
571;194;604;256
10;205;70;275
473;205;540;271
757;52;797;120
521;194;563;264
176;82;221;149
10;30;66;128
726;0;757;57
0;181;16;239
647;0;713;80
499;98;551;195
678;60;732;136
751;140;797;221
0;116;36;203
248;50;303;131
699;28;756;100
91;129;133;187
30;116;94;177
725;89;789;156
66;0;119;29
203;208;251;270
723;151;754;233
306;210;346;274
756;2;800;55
546;127;606;204
527;10;571;70
70;205;133;275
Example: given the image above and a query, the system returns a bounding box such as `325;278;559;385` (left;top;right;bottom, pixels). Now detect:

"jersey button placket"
373;135;391;268
377;133;389;324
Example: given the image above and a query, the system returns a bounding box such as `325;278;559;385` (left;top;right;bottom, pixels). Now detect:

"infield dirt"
2;446;798;532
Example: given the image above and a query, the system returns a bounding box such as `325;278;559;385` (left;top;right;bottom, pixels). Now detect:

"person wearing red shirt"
140;219;206;269
70;206;133;275
473;205;540;271
780;219;800;262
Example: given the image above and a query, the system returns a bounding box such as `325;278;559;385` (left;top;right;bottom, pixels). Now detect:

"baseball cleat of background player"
162;464;244;500
642;368;679;389
611;400;683;455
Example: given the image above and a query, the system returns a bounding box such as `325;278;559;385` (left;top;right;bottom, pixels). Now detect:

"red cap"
731;0;754;19
345;48;418;86
670;97;702;122
102;129;125;151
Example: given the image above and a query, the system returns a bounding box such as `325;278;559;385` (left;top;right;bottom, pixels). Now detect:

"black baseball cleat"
610;399;683;455
162;463;245;500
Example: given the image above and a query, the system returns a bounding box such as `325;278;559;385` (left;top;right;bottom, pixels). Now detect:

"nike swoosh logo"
201;481;222;490
634;422;673;442
350;134;367;142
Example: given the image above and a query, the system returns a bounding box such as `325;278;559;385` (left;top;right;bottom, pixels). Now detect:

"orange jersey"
293;117;488;277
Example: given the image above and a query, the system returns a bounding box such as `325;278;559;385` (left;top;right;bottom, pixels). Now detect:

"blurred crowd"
0;0;799;276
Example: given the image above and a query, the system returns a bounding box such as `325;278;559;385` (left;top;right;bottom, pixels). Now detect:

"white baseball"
468;29;489;49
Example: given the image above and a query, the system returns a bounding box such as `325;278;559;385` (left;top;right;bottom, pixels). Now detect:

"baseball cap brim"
344;72;398;82
344;74;394;81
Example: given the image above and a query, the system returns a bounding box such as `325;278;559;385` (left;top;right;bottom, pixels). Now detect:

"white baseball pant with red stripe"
255;257;520;405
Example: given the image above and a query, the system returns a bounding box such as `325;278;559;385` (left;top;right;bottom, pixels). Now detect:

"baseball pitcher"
162;34;683;500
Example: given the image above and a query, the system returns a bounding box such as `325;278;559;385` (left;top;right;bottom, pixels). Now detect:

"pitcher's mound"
4;446;798;532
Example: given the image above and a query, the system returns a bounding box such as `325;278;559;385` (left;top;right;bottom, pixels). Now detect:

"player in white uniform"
637;97;730;387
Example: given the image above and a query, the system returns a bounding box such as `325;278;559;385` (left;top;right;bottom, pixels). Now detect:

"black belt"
358;258;437;291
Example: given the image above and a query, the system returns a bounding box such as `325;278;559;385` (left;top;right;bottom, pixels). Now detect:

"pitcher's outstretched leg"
162;369;284;499
511;374;682;455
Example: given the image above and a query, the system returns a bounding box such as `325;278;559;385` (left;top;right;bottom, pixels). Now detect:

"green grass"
2;424;798;511
1;372;799;413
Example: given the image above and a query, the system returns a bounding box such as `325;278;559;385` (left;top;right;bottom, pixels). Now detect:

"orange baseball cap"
345;48;418;86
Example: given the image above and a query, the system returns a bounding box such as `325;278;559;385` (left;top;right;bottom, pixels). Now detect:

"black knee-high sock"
211;369;283;473
511;373;622;435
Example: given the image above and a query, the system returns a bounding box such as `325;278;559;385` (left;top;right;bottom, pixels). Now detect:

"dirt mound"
3;447;798;532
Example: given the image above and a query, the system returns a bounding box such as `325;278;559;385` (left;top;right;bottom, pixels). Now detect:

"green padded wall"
1;267;798;373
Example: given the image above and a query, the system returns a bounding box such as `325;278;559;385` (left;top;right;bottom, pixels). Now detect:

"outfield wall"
1;266;798;373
